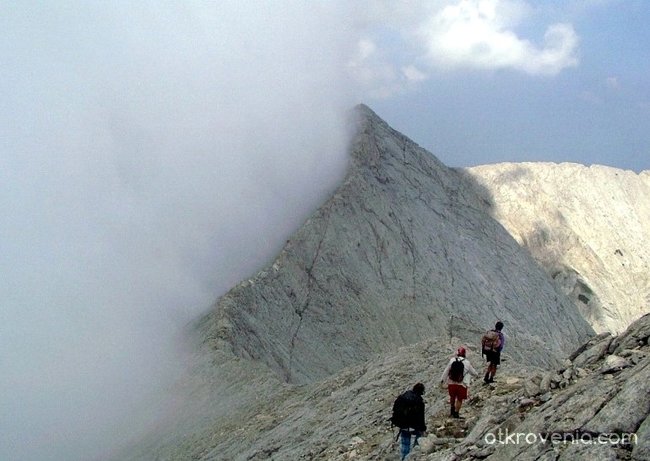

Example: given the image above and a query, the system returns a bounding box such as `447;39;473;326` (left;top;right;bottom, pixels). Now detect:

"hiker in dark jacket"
391;383;427;460
440;347;478;418
482;321;505;384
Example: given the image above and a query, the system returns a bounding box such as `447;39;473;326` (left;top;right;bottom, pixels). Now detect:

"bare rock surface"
122;315;649;461
441;313;650;461
118;105;650;460
467;162;650;334
199;105;592;387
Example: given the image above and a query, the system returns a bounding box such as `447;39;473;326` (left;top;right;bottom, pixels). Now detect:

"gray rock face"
199;105;593;385
467;163;650;334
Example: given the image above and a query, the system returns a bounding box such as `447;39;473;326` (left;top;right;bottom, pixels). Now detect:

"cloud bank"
0;1;580;460
1;3;355;460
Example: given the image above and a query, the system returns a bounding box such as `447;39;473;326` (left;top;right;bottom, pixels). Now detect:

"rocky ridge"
117;106;648;460
199;105;592;387
467;163;650;334
124;315;649;460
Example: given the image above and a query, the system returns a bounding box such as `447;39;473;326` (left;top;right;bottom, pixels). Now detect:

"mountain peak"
123;106;650;460
199;105;593;385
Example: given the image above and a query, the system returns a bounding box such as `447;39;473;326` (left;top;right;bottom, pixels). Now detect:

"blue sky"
1;1;648;460
358;0;650;172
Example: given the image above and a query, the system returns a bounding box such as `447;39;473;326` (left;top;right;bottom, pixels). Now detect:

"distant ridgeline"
468;162;650;335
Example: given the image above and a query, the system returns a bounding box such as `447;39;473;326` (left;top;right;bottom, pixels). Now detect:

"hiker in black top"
391;383;427;460
482;321;505;384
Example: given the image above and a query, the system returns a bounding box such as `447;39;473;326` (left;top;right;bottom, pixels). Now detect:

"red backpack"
482;330;501;351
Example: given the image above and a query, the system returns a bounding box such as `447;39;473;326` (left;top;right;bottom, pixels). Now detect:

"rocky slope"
117;105;650;460
228;312;650;461
199;105;592;388
417;312;650;461
467;163;650;334
123;315;649;460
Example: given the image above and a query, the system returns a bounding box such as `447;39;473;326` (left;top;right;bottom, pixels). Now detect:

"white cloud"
402;65;429;82
346;0;581;98
348;37;404;98
417;0;579;75
357;38;377;60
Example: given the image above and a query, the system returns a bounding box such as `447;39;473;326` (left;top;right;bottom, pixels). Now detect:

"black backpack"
449;358;465;382
390;391;419;429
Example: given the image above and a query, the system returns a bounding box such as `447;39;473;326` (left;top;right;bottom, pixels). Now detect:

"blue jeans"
400;429;421;460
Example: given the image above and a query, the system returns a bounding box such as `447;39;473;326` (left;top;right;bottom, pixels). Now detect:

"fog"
1;1;595;459
0;3;359;460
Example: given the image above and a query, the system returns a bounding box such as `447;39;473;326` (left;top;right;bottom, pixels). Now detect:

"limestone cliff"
467;163;650;333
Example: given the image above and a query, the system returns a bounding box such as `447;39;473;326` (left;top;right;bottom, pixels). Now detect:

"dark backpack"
482;330;501;351
390;391;419;429
449;358;465;382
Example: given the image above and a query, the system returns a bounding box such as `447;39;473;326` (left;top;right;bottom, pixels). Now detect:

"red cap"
457;347;466;357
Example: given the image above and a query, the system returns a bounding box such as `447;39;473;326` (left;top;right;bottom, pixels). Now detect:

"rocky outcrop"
198;105;593;385
121;315;648;461
419;313;650;461
467;163;650;334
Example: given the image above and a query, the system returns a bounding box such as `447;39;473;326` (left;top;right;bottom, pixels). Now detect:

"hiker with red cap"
440;346;479;418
